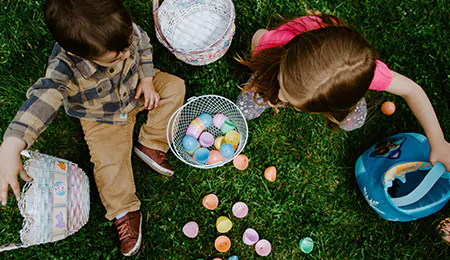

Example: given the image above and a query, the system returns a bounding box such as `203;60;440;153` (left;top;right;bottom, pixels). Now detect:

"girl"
236;11;450;171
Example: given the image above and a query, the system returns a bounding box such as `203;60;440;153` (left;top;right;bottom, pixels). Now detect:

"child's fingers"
154;93;160;108
135;85;143;99
147;94;155;109
0;182;8;206
9;179;21;202
19;170;32;182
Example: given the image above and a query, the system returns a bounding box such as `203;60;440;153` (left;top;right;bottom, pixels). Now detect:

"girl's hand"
0;137;29;206
430;141;450;171
135;77;160;110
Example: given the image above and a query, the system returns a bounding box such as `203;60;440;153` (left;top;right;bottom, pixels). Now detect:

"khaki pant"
80;70;185;220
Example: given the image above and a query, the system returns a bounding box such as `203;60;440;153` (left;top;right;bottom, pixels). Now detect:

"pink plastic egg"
233;154;249;170
208;150;226;165
264;166;277;182
202;194;219;210
186;123;203;139
213;113;229;128
242;228;259;245
182;221;199;238
255;239;271;256
232;202;248;218
199;132;214;147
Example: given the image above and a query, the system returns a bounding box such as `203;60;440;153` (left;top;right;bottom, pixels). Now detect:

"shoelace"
158;152;168;162
117;222;132;241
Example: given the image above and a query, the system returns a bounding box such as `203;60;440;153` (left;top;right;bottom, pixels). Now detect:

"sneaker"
439;217;450;246
134;144;174;176
113;211;142;256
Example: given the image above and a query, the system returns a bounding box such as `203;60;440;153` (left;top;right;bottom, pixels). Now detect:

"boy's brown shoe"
113;211;142;256
134;144;174;176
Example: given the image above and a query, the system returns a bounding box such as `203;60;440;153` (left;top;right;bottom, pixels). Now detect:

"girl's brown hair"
238;12;377;129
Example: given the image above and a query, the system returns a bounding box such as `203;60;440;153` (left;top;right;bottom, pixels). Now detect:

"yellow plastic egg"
216;216;233;233
233;154;249;170
225;130;240;146
214;136;226;150
264;166;277;182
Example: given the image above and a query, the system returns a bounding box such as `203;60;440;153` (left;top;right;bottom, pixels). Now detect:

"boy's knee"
166;75;186;99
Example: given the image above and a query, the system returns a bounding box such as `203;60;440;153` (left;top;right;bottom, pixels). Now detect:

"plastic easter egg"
242;228;259;245
225;130;240;146
199;132;214;147
214;235;231;252
212;259;222;260
182;135;199;154
228;256;238;260
264;166;277;182
202;194;219;210
233;154;249;170
198;113;213;128
186;123;203;139
232;202;248;218
381;101;396;116
208;150;226;165
214;136;226;150
220;143;235;159
182;221;199;238
220;120;236;134
299;237;314;253
255;239;272;256
216;216;233;233
193;148;210;164
213;113;229;128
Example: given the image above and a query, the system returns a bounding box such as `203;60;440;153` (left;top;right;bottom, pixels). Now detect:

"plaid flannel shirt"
4;24;155;148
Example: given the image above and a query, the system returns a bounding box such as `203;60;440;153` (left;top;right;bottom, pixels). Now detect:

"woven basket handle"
152;0;175;51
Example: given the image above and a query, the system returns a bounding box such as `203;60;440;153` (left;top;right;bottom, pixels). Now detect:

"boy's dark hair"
44;0;132;59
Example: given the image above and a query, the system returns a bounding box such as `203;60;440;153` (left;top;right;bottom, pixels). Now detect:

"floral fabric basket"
0;150;90;252
153;0;236;65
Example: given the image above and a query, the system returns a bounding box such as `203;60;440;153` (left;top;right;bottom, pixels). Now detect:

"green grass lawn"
1;0;450;259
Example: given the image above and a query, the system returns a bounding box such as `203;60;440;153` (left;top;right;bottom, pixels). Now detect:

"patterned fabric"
0;150;89;252
3;24;155;148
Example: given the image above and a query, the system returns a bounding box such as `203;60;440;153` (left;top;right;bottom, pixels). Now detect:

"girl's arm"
386;70;450;170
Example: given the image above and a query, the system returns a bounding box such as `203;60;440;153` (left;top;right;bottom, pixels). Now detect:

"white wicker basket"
0;150;90;252
167;95;248;169
153;0;235;65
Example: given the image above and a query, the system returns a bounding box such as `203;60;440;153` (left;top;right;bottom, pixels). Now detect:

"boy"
0;0;185;256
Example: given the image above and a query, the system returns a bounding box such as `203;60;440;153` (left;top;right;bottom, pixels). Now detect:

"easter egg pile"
182;113;241;165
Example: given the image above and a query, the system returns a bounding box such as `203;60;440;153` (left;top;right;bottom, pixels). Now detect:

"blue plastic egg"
193;148;210;164
182;136;199;154
228;256;238;260
198;113;213;128
220;143;235;159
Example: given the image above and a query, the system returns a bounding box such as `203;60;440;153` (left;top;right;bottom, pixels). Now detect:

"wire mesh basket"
152;0;235;66
0;150;90;252
167;95;248;169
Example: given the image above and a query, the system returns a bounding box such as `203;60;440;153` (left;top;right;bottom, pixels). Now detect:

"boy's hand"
135;77;160;110
430;141;450;172
0;137;29;206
